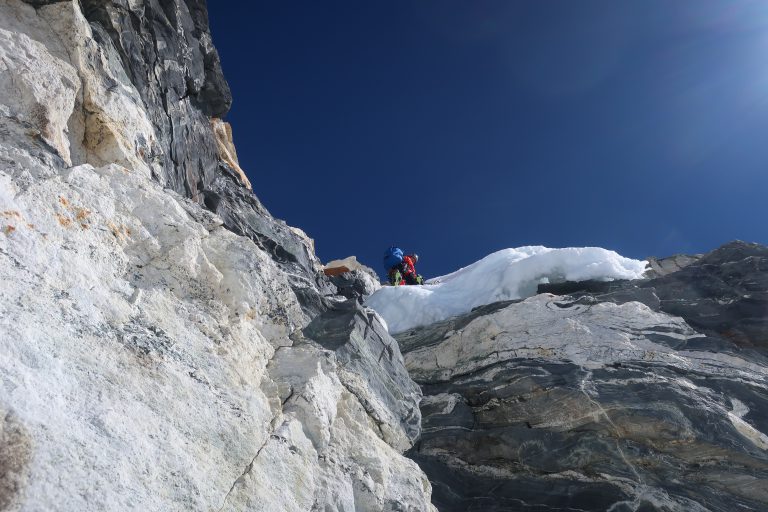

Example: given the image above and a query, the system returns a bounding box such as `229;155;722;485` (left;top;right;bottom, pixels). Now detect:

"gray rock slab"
642;241;768;351
304;300;423;449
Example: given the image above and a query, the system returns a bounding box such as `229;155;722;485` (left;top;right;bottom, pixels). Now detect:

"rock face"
400;241;768;512
2;0;338;311
645;242;768;351
19;0;233;197
303;300;422;452
3;0;767;511
644;253;702;278
538;241;768;352
323;257;381;299
0;1;435;510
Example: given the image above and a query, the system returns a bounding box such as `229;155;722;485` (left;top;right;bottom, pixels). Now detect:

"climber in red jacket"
384;247;425;286
400;254;424;285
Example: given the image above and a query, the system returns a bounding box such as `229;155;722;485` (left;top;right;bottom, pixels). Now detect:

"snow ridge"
365;246;647;333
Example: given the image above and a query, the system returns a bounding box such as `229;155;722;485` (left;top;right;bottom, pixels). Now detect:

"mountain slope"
396;241;768;511
366;246;648;334
2;1;767;511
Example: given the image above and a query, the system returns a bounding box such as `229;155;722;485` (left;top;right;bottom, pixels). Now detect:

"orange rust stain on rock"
323;266;351;277
75;207;91;228
107;221;120;238
106;221;131;240
56;214;72;228
58;196;69;207
2;225;16;235
1;211;21;219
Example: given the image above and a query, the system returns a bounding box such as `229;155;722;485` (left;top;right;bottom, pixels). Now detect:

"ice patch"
365;246;647;334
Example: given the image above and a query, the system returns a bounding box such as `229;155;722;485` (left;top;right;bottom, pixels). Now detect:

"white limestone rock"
0;0;158;175
0;156;435;510
0;1;80;165
224;344;435;511
0;1;436;508
1;161;288;510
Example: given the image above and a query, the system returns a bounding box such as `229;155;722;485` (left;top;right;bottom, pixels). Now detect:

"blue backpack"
383;246;404;270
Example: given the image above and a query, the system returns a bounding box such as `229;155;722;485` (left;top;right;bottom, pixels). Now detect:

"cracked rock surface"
0;157;434;510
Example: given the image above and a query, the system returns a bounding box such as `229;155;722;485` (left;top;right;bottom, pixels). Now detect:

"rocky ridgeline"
1;1;767;511
399;241;768;511
0;1;434;510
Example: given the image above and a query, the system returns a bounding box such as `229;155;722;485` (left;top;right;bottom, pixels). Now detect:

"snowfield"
365;246;648;333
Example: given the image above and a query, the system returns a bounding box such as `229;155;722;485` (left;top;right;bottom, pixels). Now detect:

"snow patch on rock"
366;246;648;333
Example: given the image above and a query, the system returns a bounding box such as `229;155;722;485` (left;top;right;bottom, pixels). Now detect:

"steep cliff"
396;241;768;511
0;1;434;510
3;1;767;511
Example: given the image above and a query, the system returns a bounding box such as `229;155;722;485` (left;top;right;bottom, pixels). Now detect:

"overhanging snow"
365;246;648;334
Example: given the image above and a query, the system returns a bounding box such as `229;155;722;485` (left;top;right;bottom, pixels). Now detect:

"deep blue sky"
208;1;768;279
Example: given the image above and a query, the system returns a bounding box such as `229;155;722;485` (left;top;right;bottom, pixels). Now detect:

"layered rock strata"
400;242;768;511
0;0;435;510
539;241;768;352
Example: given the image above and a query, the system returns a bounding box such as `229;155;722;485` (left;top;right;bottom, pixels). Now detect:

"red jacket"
402;255;417;277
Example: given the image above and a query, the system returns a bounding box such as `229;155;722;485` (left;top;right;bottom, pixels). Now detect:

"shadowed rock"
643;241;768;350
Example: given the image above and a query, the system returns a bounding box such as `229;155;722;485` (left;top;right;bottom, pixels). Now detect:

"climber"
383;246;424;286
401;253;423;285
